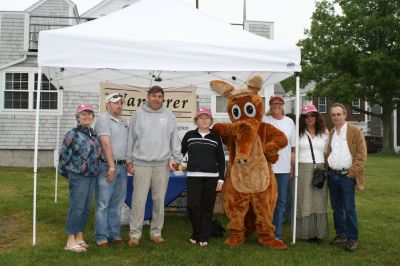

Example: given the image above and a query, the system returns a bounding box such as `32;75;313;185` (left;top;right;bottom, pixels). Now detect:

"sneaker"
199;242;208;247
96;241;109;247
128;238;139;247
112;239;125;245
189;238;197;245
345;240;358;252
330;235;347;246
150;236;166;244
313;238;322;244
307;237;322;244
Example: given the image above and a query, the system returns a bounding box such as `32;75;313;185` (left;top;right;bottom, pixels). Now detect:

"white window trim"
1;67;61;115
318;97;327;113
211;95;229;120
302;97;311;108
352;98;361;114
365;102;371;122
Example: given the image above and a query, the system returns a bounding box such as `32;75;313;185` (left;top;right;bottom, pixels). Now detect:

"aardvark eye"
244;102;256;117
231;104;241;119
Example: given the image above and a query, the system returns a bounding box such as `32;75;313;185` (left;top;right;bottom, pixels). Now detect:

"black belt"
100;159;126;165
328;167;349;176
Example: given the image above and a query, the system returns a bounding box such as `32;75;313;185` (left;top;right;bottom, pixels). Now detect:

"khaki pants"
129;165;170;239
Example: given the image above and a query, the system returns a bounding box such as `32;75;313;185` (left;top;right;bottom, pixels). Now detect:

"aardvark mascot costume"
210;75;288;250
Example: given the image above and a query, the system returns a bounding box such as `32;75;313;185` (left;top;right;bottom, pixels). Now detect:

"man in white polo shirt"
325;103;367;252
94;93;128;247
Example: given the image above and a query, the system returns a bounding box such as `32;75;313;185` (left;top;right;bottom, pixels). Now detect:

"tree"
297;0;400;153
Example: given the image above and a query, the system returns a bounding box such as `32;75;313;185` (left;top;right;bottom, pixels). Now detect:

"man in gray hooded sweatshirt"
126;85;182;246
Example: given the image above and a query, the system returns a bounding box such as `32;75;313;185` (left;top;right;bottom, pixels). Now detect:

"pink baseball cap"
301;104;318;115
269;94;284;103
76;103;94;113
196;107;212;117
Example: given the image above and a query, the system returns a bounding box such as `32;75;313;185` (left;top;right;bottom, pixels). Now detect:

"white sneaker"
199;242;208;247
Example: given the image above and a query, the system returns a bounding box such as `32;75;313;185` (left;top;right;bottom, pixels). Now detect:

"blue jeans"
272;173;289;239
327;171;358;240
283;178;294;224
94;163;127;242
66;172;96;235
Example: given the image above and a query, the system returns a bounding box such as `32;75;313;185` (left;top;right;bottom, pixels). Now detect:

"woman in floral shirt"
59;103;102;252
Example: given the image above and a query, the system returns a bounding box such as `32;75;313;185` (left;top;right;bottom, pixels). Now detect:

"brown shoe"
224;233;245;246
96;241;109;247
128;238;139;247
330;235;347;246
112;239;125;246
150;236;166;244
345;240;358;252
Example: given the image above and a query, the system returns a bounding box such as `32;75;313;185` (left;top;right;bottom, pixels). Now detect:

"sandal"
77;240;89;249
64;244;86;252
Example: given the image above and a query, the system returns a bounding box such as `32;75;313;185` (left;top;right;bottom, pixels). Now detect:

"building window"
317;97;327;113
33;74;58;109
4;73;29;109
3;71;58;111
302;97;310;107
367;107;371;121
352;98;361;114
216;96;229;113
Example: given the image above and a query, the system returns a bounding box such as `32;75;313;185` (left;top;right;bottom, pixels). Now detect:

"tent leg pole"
55;115;60;203
55;89;64;203
291;73;300;244
33;68;43;245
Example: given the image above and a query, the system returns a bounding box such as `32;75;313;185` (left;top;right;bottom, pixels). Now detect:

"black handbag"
307;135;327;189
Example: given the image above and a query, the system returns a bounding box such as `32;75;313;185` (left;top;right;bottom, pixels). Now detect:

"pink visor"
76;103;94;113
301;104;318;115
196;107;212;117
269;94;284;103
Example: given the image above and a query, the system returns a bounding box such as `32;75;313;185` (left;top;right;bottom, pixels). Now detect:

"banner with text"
100;83;197;122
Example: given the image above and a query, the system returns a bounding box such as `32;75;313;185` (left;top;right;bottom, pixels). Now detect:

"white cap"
106;93;123;103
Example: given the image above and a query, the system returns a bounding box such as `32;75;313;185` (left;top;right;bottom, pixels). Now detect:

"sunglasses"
305;113;317;118
111;94;123;99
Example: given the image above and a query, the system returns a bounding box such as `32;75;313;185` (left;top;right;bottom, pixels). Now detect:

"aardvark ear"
246;74;263;95
210;80;235;99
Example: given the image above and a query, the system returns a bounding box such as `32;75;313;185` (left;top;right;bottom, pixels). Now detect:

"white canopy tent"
34;0;301;245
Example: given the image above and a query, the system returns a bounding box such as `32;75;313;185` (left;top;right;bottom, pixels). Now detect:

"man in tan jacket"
325;103;367;252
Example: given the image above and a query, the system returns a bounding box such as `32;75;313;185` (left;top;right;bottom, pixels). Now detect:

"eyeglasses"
331;113;343;117
305;113;317;118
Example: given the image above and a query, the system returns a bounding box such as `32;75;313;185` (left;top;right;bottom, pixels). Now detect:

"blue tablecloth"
125;172;187;220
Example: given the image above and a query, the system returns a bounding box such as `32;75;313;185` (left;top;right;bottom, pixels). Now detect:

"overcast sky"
0;0;316;45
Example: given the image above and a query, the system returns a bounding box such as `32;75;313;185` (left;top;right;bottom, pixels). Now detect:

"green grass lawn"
1;154;399;265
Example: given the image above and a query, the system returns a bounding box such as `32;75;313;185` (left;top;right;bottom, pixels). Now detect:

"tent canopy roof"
38;0;301;94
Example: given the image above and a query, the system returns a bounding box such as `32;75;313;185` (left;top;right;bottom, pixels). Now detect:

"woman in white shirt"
296;104;329;243
264;94;296;240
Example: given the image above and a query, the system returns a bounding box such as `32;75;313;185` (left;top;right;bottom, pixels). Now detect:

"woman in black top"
181;107;225;247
